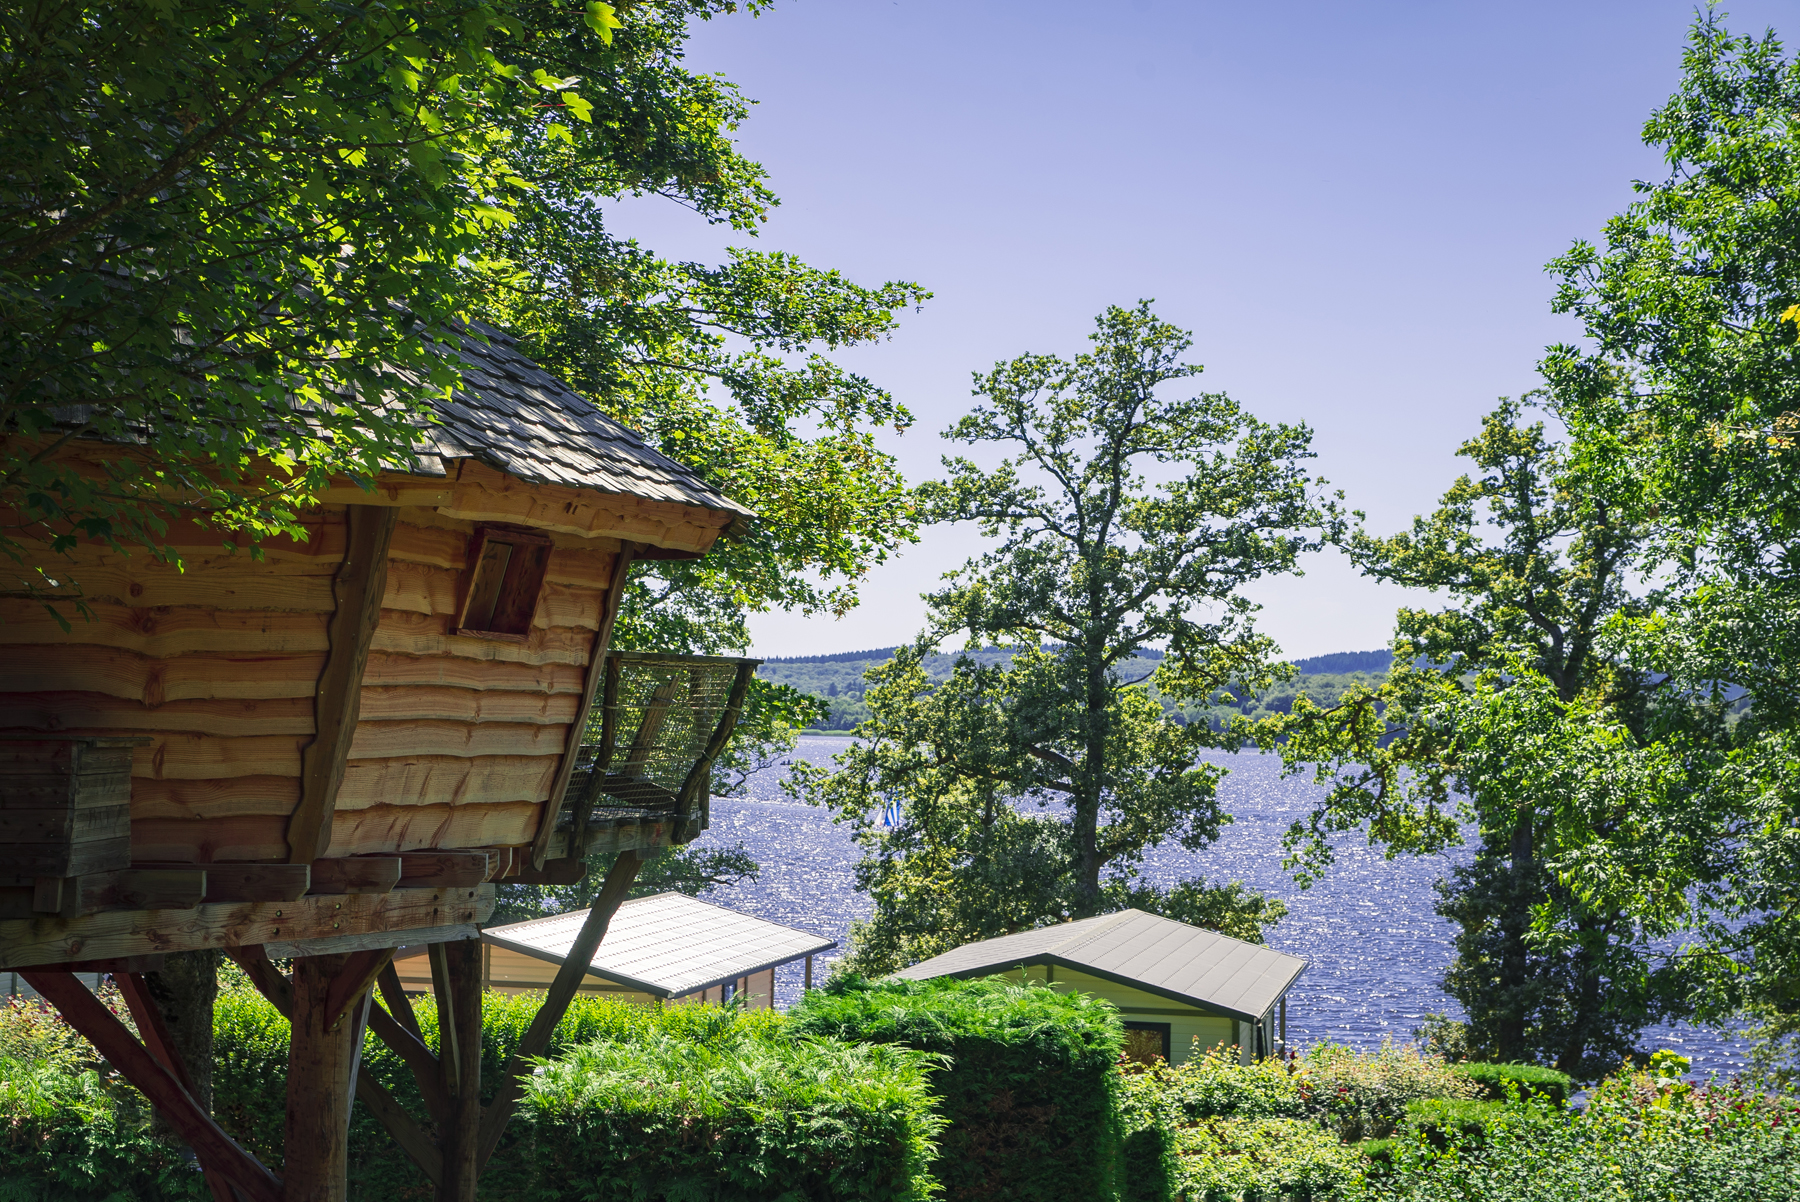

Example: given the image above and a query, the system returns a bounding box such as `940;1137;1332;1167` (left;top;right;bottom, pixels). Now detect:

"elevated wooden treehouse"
0;324;758;1202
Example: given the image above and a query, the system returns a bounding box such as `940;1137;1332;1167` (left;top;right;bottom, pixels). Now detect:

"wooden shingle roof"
401;322;750;518
892;909;1306;1023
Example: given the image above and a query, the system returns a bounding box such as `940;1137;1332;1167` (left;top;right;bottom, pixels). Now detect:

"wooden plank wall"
0;505;617;863
332;508;617;858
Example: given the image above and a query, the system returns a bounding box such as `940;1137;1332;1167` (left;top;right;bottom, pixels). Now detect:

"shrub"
1402;1097;1521;1149
1175;1117;1364;1199
1127;1043;1308;1122
0;994;209;1202
521;1031;945;1201
787;975;1124;1202
10;980;929;1202
1365;1064;1800;1201
1299;1042;1479;1140
1450;1062;1572;1106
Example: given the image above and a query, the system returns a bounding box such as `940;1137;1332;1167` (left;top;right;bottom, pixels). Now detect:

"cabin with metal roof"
894;909;1306;1065
0;321;760;1201
391;892;835;1009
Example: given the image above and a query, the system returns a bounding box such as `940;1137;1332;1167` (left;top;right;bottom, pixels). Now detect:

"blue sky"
616;0;1800;660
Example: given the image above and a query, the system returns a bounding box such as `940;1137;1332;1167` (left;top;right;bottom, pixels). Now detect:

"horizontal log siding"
0;507;617;861
331;515;615;856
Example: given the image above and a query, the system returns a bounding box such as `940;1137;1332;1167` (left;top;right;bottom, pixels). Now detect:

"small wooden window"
455;525;553;641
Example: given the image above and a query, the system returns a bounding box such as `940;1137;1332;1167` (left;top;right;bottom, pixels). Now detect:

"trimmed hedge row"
788;975;1125;1202
1450;1061;1572;1106
6;985;942;1202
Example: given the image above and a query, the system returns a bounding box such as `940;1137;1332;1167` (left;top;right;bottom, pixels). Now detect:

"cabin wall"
0;512;346;864
334;507;619;859
1002;964;1239;1064
0;502;620;863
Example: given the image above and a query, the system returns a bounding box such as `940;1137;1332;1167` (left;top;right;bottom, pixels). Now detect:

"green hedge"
522;1032;944;1201
1449;1062;1572;1106
787;975;1125;1202
8;985;938;1202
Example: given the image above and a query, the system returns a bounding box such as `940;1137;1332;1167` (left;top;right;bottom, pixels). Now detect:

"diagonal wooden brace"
23;970;282;1202
115;973;239;1202
475;851;644;1168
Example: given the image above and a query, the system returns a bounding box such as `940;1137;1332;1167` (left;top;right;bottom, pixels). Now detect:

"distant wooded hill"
757;646;1395;732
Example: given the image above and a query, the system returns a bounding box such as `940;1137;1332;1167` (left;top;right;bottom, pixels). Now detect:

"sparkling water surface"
691;735;1750;1076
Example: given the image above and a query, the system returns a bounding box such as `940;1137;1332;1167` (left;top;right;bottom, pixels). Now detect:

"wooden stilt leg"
229;948;443;1186
21;970;281;1202
286;954;354;1202
436;939;482;1202
116;973;240;1202
475;852;644;1168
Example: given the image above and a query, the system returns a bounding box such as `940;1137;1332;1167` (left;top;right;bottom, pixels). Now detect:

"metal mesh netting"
562;652;757;834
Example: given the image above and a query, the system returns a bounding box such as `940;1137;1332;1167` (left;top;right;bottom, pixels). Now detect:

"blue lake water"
691;734;1750;1076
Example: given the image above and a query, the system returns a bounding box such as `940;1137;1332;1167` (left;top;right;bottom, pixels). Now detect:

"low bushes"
0;992;210;1202
788;975;1125;1202
1299;1042;1480;1141
7;982;940;1202
1118;1041;1482;1200
522;1031;944;1201
1364;1067;1800;1201
1449;1062;1571;1106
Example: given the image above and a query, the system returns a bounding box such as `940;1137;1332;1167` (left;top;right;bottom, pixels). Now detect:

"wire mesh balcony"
561;651;759;848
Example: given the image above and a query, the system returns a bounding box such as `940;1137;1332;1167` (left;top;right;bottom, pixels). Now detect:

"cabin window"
1121;1022;1171;1065
455;525;553;641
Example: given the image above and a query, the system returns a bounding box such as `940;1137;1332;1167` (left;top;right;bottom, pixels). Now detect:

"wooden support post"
437;939;483;1202
22;970;282;1202
289;505;397;864
345;991;372;1139
475;852;644;1168
1279;996;1287;1056
804;954;814;991
285;954;355;1202
227;949;444;1187
428;942;460;1098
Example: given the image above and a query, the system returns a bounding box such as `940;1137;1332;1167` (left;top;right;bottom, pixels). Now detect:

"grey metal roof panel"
892;909;1305;1023
484;892;835;999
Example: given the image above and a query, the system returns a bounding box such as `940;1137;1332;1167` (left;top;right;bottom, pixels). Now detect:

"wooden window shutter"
455;525;554;641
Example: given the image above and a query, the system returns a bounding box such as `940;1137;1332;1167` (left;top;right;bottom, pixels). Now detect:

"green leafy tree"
1;0;629;598
1259;399;1697;1076
794;303;1332;972
1532;15;1800;1071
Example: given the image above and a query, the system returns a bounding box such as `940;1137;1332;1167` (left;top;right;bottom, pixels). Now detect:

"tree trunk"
142;949;220;1136
1556;915;1608;1077
1494;806;1535;1062
1072;641;1109;916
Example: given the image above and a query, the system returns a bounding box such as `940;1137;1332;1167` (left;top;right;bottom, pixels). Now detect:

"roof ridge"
1048;909;1142;957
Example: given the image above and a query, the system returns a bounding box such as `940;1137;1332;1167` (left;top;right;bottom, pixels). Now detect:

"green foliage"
793;304;1320;968
521;1031;946;1202
1362;1068;1800;1201
0;996;208;1202
1258;398;1690;1077
1449;1062;1573;1106
1521;13;1800;1073
1173;1118;1366;1200
1402;1097;1520;1149
787;975;1124;1202
5;0;924;691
